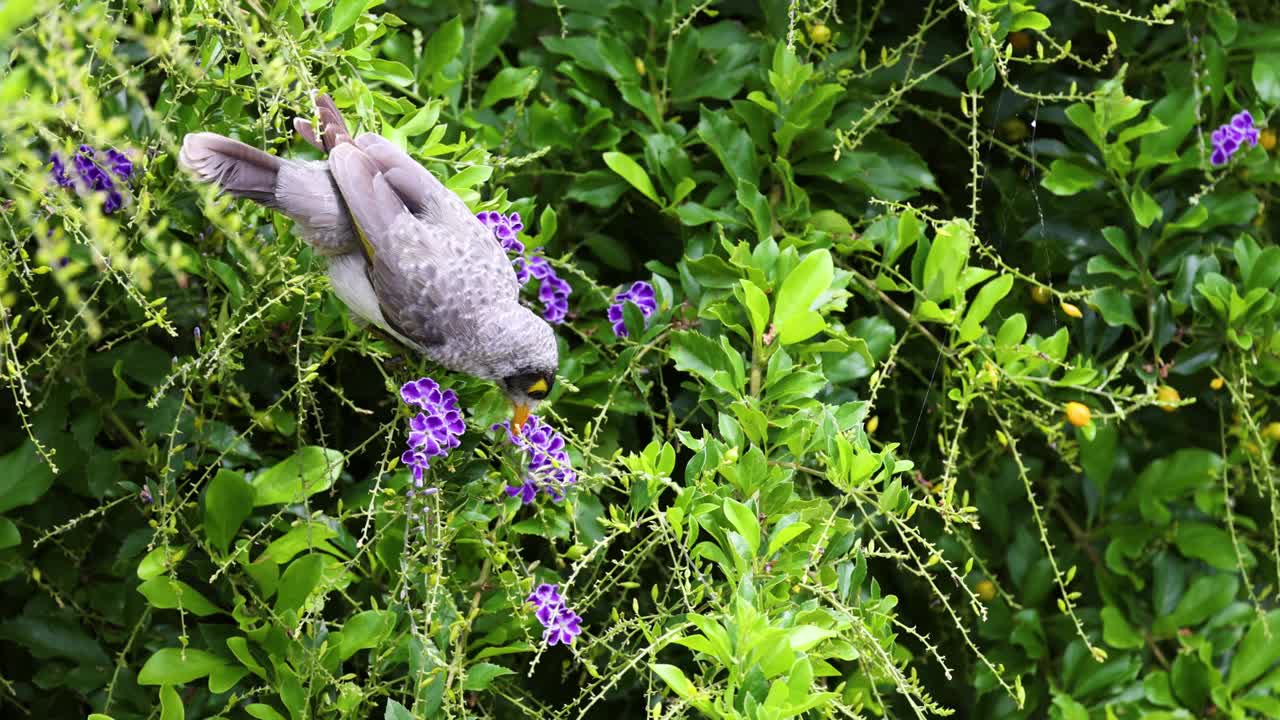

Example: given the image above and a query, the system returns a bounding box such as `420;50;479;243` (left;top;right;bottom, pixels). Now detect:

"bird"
178;94;558;432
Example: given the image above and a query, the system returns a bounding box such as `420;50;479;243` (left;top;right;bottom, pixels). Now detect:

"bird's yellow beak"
512;402;531;435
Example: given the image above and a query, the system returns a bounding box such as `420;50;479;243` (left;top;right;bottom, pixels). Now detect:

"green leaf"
332;610;396;661
480;67;538;108
653;663;699;703
1010;11;1051;31
275;554;327;614
245;705;287;720
766;520;810;556
1228;610;1280;691
1041;158;1103;196
958;274;1014;342
669;330;742;396
739;280;770;342
159;685;184;720
1090;288;1139;330
1130;186;1162;228
774;248;834;345
137;578;222;616
922;219;972;302
0;517;20;550
365;59;414;88
422;16;464;79
384;699;413;720
1253;53;1280;106
722;498;760;556
0;1;36;40
138;648;228;686
463;662;517;691
1100;607;1144;649
1175;522;1248;570
252;447;344;506
204;469;254;554
328;0;368;37
0;440;55;514
602;152;661;204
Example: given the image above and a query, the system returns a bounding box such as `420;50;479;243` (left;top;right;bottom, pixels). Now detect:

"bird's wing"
327;143;447;349
352;133;520;298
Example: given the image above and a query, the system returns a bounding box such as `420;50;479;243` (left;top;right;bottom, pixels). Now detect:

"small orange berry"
1156;385;1181;412
1060;301;1083;318
808;24;832;45
1030;286;1052;304
1008;31;1032;52
1065;402;1092;427
1210;377;1225;390
975;579;997;602
1261;129;1276;151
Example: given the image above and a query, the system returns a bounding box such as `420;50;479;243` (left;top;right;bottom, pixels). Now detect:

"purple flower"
479;207;571;324
49;154;74;188
398;377;465;487
477;210;525;255
543;606;583;646
526;582;582;646
608;281;657;337
105;148;134;181
492;415;576;504
1210;111;1260;166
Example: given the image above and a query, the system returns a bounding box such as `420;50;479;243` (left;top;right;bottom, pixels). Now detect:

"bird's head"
493;306;559;434
499;367;556;434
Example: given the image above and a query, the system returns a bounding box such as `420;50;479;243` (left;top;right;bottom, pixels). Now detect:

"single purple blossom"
49;154;74;188
492;415;576;504
543;606;583;646
105;148;134;180
608;281;657;337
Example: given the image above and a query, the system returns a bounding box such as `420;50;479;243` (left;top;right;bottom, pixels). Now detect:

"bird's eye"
526;377;549;399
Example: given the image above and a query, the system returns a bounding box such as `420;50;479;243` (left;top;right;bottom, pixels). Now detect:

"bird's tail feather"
293;94;353;153
178;133;285;206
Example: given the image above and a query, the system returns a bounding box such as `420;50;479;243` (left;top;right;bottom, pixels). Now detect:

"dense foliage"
3;1;1280;718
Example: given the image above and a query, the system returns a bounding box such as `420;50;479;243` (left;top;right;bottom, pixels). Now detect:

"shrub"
2;1;1280;718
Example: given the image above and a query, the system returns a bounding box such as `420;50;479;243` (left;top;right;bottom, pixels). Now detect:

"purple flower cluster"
608;281;657;338
399;377;465;488
477;210;525;255
478;209;571;324
1210;111;1260;166
514;255;571;323
49;145;134;214
527;583;583;646
492;415;577;504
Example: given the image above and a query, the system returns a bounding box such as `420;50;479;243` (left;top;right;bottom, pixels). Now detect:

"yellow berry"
1263;422;1280;442
1262;129;1276;151
975;579;997;602
634;57;646;77
1030;285;1052;304
1065;402;1092;427
1060;301;1083;318
1000;118;1029;142
808;24;832;45
1210;377;1225;390
1156;385;1180;412
866;416;879;434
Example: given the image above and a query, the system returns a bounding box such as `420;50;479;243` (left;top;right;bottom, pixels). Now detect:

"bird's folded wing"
353;134;520;298
327;143;445;348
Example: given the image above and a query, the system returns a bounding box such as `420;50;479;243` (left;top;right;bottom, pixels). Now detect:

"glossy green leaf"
252;447;344;507
602;152;661;204
204;469;254;554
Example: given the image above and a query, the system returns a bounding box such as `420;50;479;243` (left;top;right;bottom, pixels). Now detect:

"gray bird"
179;95;558;431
